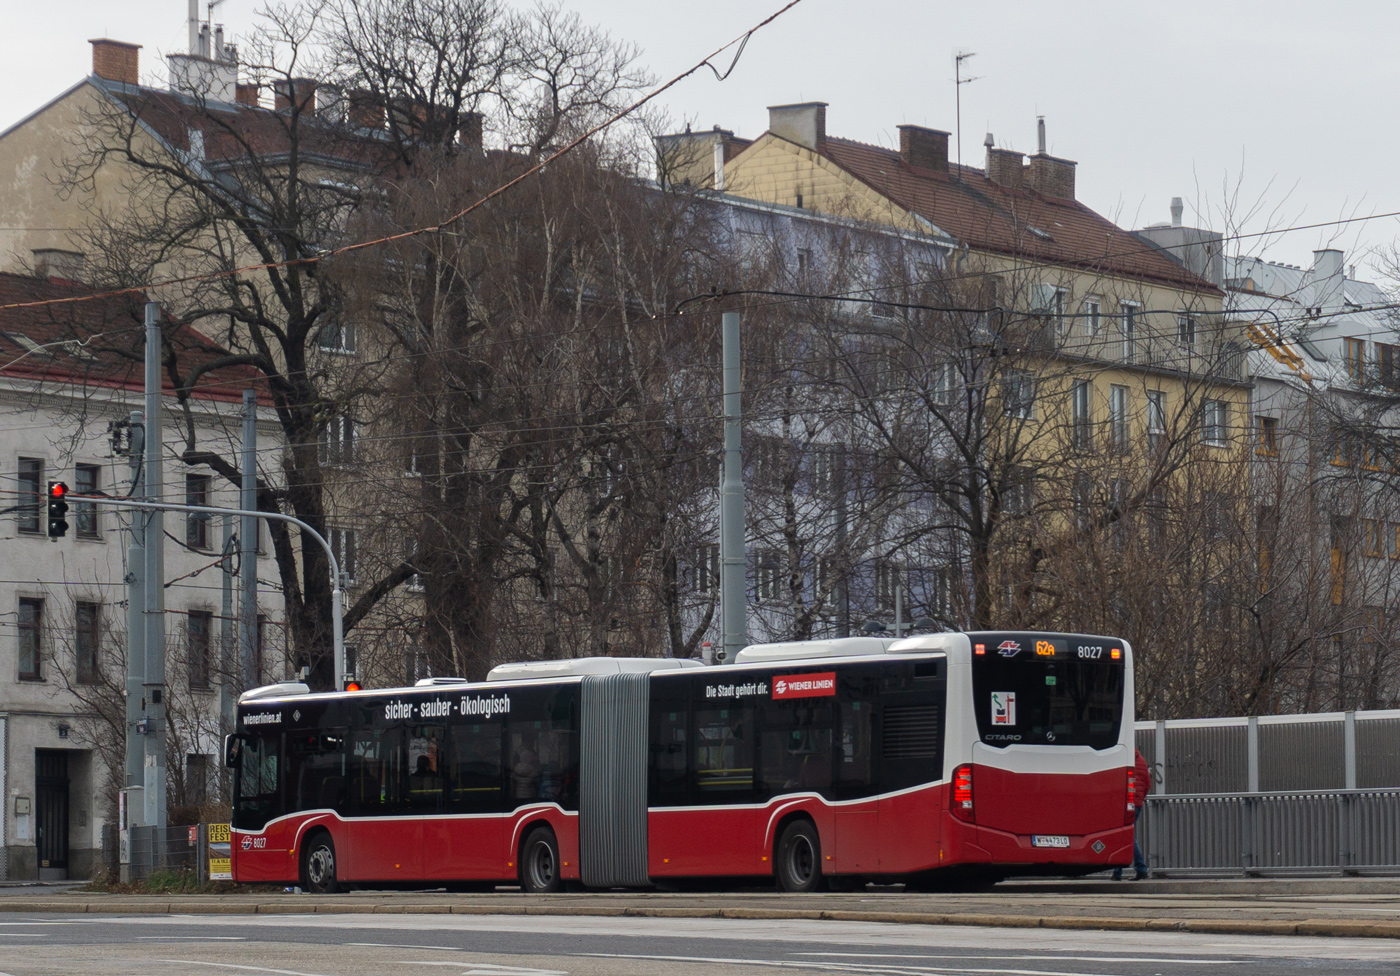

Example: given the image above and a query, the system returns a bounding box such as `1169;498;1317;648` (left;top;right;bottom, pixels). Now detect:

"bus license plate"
1032;835;1071;848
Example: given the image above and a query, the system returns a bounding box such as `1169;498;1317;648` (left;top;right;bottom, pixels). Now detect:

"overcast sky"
3;0;1396;275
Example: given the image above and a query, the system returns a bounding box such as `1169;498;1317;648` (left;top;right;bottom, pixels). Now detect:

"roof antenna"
954;50;979;178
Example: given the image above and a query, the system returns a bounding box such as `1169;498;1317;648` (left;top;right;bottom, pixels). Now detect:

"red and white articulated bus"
226;631;1136;893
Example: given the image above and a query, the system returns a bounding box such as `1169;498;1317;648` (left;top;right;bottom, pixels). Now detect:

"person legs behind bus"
1113;748;1150;881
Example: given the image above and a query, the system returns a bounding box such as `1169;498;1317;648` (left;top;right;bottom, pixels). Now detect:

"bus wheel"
776;820;822;893
302;833;339;895
520;826;562;894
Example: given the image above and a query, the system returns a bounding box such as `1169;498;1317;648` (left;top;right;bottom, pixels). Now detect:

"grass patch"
81;869;282;895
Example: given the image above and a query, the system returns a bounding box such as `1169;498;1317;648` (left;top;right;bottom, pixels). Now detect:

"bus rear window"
970;635;1124;749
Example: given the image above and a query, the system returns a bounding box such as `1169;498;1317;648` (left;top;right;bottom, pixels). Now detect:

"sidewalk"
1;878;1398;939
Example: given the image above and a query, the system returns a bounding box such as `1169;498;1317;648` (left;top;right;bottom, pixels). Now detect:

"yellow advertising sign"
208;822;232;881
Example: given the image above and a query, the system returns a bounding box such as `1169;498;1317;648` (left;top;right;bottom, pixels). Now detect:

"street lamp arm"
68;494;346;689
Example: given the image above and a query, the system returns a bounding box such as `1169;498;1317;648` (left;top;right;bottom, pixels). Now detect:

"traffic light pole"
72;495;347;690
143;301;167;832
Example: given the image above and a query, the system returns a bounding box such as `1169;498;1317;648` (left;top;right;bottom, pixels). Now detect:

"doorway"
34;749;69;880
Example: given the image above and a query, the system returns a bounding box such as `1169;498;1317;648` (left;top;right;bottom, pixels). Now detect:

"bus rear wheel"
301;832;339;894
520;826;562;894
776;820;822;893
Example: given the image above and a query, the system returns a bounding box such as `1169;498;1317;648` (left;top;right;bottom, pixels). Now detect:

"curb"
1;899;1398;939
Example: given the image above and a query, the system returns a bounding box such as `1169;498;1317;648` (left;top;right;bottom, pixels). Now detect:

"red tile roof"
817;136;1215;293
104;83;395;171
0;273;264;403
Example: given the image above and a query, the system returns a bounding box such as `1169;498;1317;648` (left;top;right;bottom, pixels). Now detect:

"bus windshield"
970;633;1124;749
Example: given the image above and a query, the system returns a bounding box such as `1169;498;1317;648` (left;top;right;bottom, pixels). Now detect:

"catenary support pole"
123;410;145;830
219;515;235;734
143;301;167;831
239;389;258;690
719;311;746;664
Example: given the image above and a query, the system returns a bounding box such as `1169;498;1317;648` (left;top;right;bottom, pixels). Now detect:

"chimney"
897;125;949;174
1026;152;1076;199
1308;248;1345;310
348;90;385;130
275;78;317;112
1171;197;1184;227
985;146;1025;189
767;102;827;152
1037;116;1046;154
31;249;86;282
654;126;741;188
458;111;485;149
235;82;260;107
89;39;141;87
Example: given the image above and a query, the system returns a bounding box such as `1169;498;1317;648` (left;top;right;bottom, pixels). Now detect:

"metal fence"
1134;710;1400;794
120;824;197;883
1133;709;1400;875
1140;789;1400;876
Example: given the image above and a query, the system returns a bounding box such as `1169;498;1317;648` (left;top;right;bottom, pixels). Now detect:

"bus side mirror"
224;733;242;770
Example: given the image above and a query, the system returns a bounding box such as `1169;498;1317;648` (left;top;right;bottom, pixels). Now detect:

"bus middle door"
348;725;423;881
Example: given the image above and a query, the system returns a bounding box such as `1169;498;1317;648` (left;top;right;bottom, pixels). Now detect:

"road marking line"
136;936;248;940
578;952;1133;976
160;962;338;976
349;943;466;951
396;964;567;975
792;953;1228;965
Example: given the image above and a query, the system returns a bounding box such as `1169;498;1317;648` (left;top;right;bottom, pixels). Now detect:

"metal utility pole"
239;389;258;690
123;409;146;829
143;301;167;832
719;310;746;664
219;515;235;733
834;445;850;638
953;50;979;176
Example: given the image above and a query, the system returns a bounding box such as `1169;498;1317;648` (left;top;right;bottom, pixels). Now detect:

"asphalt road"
0;911;1396;976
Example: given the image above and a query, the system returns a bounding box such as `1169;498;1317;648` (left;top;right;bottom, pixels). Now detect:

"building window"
1177;312;1197;348
755;550;782;603
1002;371;1035;420
1083;297;1102;335
1120;302;1139;362
331;527;358;585
1146;391;1166;452
815;555;838;600
185;753;210;804
1043;286;1068;337
1256;416;1279;457
689;543;719;594
187;610;212;691
1109;385;1130;453
319;416;358;466
255;614;269;684
875;560;904;611
795;247;811;277
1344;338;1366;381
1071;380;1092;451
75;464;99;538
317;318;356;354
185;474;211;549
17;457;42;534
1201;399;1230;447
75;601;100;684
18;597;42;680
1003;467;1033;516
932;362;958;404
1380;342;1398;389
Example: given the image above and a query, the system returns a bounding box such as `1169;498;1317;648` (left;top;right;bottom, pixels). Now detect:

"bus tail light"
951;764;974;822
1125;769;1137;824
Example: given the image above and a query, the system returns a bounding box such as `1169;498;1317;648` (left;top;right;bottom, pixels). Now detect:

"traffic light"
46;482;69;538
343;680;362;692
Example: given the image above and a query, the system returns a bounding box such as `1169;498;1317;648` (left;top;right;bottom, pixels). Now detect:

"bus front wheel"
776;820;822;893
520;826;562;894
301;832;339;894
